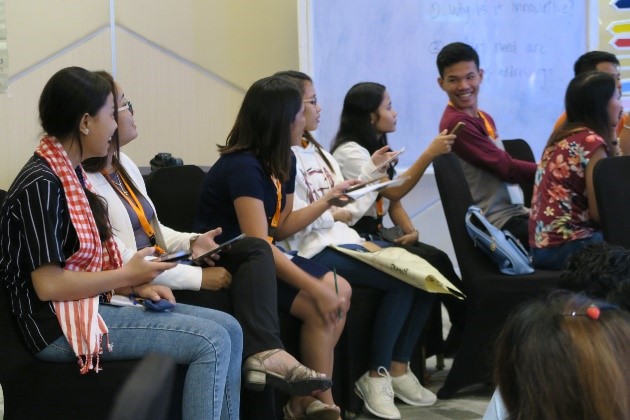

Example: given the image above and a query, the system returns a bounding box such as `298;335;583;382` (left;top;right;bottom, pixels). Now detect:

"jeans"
531;231;604;270
391;240;466;332
37;303;242;420
311;247;435;370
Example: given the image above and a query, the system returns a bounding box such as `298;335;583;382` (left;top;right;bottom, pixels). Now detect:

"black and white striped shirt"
0;155;80;353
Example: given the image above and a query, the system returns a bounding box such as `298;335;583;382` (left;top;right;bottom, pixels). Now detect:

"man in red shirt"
436;42;536;247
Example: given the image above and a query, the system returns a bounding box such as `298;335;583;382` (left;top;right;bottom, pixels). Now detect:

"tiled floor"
0;307;492;419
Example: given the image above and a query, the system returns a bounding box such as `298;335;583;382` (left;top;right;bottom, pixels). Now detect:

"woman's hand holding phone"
190;227;223;267
370;146;394;168
372;147;405;173
126;247;177;286
325;179;358;207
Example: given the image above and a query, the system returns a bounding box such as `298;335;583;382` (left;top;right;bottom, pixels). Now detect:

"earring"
81;128;90;135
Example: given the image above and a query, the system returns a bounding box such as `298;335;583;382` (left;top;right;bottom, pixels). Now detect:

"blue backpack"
465;205;534;275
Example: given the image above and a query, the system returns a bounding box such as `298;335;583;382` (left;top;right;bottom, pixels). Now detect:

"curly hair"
559;242;630;311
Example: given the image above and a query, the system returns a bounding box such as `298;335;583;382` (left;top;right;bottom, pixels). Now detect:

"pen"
333;267;341;320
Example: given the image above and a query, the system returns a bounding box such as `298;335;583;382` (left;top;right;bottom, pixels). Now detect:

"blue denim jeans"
311;246;435;370
37;303;242;420
531;231;604;270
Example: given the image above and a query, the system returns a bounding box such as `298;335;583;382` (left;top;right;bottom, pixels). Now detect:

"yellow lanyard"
268;175;282;244
103;170;165;254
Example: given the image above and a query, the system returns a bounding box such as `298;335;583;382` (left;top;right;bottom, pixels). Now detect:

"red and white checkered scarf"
36;136;123;373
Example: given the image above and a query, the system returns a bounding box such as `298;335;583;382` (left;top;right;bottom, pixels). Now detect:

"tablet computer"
191;233;246;266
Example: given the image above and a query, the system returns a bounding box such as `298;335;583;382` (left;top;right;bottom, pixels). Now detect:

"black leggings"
501;214;530;249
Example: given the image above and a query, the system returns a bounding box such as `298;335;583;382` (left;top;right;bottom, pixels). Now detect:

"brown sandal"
243;349;332;396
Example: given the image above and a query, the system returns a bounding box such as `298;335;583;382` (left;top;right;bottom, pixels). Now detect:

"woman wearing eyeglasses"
83;71;333;412
274;71;464;419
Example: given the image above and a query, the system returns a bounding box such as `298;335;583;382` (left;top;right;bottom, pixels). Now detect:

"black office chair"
433;153;560;398
145;165;206;232
502;139;537;207
593;156;630;248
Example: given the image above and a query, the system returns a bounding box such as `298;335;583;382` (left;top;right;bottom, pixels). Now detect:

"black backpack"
149;153;183;171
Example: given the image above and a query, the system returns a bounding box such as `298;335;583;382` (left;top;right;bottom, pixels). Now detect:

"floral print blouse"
529;129;607;249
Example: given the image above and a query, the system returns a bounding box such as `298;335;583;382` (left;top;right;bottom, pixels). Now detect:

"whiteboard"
310;0;587;166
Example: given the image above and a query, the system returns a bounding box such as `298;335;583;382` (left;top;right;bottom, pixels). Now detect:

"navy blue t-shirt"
194;151;296;242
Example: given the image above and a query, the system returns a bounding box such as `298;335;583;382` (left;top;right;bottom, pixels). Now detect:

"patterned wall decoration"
599;0;630;96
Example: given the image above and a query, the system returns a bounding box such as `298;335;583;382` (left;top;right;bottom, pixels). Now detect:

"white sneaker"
391;364;437;406
354;367;401;419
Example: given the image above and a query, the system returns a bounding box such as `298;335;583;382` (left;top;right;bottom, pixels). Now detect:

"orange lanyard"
103;170;165;254
267;175;282;244
448;102;497;141
478;110;497;140
375;197;385;218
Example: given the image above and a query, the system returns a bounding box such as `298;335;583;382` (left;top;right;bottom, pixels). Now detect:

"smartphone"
153;250;191;263
372;147;406;173
450;122;466;135
343;177;382;193
191;233;246;266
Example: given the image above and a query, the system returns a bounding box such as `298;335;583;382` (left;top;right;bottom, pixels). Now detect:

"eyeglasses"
117;100;134;115
303;97;318;106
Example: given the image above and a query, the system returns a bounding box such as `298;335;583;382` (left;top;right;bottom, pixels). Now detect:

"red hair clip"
564;304;607;320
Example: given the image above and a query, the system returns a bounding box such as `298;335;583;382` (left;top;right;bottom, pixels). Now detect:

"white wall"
0;1;459;271
0;0;300;189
